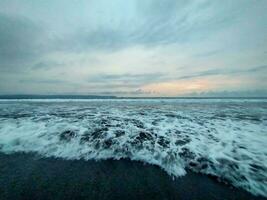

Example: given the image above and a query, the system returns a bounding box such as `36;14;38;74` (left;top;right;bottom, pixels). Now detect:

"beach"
0;152;265;200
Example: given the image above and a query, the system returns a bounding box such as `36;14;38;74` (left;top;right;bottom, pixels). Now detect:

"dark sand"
0;153;265;200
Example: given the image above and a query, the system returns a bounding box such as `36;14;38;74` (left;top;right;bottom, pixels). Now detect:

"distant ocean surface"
0;98;266;197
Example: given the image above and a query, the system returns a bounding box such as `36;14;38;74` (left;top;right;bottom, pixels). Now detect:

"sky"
0;0;267;97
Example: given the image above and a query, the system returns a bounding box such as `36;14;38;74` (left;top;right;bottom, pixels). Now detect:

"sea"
0;97;266;197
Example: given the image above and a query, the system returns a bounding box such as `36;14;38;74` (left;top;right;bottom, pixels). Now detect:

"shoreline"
0;152;265;200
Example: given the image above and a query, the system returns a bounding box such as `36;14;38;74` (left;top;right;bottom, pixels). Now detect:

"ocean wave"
0;100;266;197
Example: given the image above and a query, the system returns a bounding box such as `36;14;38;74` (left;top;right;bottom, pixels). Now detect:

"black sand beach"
0;153;265;200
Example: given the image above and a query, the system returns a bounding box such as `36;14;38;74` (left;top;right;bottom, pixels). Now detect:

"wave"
0;100;266;197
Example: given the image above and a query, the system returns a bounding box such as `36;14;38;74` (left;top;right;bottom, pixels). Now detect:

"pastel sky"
0;0;267;96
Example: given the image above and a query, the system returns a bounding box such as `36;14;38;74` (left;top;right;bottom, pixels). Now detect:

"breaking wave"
0;99;266;197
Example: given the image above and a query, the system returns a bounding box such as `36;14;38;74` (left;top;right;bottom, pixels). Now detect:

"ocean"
0;98;266;198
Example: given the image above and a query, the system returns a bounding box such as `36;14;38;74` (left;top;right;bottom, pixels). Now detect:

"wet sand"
0;153;265;200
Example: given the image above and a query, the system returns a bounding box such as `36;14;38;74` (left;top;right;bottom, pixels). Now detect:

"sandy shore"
0;152;265;200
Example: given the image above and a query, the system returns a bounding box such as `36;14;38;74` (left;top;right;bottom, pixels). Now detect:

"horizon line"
0;94;267;99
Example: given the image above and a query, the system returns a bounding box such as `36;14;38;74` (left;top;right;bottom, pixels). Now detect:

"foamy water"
0;99;266;197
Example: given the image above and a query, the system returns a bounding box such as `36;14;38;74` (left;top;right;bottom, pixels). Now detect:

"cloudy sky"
0;0;267;96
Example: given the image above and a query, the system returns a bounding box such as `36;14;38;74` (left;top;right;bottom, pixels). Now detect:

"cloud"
186;90;267;97
88;72;165;82
19;79;66;84
31;61;66;70
0;0;267;95
175;65;267;80
87;73;166;88
193;49;224;58
52;1;236;53
36;0;250;55
92;88;155;96
245;65;267;73
0;13;44;71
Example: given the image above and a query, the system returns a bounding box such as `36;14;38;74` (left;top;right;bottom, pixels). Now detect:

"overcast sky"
0;0;267;96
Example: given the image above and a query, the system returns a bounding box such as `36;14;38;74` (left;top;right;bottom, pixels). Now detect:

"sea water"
0;98;266;197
